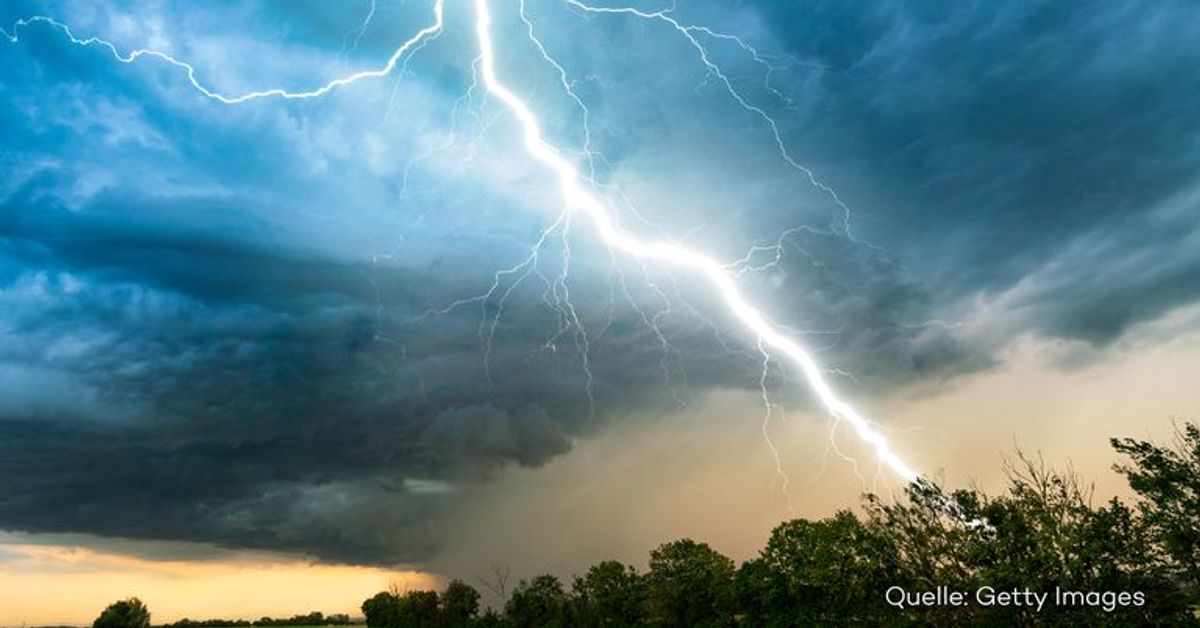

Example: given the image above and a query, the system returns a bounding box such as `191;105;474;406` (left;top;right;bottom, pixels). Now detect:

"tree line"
87;421;1199;626
89;601;356;628
359;421;1200;626
170;612;356;627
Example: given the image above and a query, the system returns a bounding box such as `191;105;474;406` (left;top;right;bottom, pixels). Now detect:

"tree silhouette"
440;579;481;626
571;560;646;627
505;574;570;627
362;592;400;628
644;539;735;627
739;510;897;624
357;420;1200;626
94;598;150;628
1113;421;1200;589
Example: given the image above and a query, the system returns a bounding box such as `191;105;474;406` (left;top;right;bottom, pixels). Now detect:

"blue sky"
1;0;1198;571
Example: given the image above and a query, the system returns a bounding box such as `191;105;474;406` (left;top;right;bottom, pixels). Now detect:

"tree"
739;510;896;625
362;592;401;628
866;454;1195;625
396;590;441;628
571;560;645;627
968;454;1187;624
644;539;735;627
1112;421;1200;589
506;574;569;628
94;598;151;628
361;424;1200;625
471;609;506;628
440;579;481;626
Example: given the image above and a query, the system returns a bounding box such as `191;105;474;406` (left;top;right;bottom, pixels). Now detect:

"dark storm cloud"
0;0;1197;565
0;202;770;563
0;143;765;562
739;228;992;383
0;0;599;562
747;0;1200;344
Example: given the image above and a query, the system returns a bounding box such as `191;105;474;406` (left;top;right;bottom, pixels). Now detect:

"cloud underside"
0;0;1197;564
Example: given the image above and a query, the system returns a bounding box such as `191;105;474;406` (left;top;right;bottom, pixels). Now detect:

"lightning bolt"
478;0;918;483
4;0;921;486
562;0;858;237
344;0;378;58
1;7;445;104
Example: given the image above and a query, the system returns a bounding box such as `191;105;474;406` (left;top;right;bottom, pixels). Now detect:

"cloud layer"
1;0;1197;565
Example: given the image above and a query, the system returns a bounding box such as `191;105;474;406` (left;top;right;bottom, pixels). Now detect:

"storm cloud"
1;0;1197;565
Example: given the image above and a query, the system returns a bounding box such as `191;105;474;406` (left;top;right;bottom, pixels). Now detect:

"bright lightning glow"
4;0;922;485
470;0;918;483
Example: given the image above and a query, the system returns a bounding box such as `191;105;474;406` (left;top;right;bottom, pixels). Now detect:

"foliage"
361;592;401;628
738;509;898;624
865;454;1194;625
571;560;646;627
168;612;354;627
348;421;1200;626
362;581;484;628
1113;422;1200;589
253;612;355;626
441;579;482;627
93;598;151;628
505;575;570;628
643;539;735;627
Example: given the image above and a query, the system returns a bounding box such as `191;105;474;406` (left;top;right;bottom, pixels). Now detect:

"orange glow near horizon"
0;538;439;626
